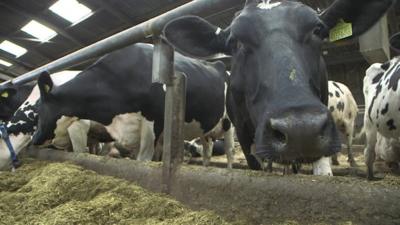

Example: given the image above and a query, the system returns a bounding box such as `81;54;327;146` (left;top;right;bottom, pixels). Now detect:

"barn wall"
327;61;369;105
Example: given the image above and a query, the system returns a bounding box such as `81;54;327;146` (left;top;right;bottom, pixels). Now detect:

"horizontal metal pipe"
10;0;245;85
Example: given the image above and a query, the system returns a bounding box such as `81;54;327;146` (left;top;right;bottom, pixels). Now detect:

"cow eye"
313;23;327;39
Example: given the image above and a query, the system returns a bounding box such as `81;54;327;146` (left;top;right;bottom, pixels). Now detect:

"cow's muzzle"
255;110;341;163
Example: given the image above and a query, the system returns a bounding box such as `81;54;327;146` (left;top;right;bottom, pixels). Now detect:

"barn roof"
0;0;399;81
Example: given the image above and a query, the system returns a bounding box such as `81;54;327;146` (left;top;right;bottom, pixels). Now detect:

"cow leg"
346;124;357;167
331;154;340;165
283;165;291;175
200;137;213;167
67;120;90;153
312;157;333;176
292;162;301;174
267;160;273;173
224;127;234;169
364;129;377;180
136;120;155;161
250;144;265;170
235;123;261;170
152;123;164;161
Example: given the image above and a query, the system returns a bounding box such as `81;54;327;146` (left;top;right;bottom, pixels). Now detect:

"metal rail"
8;0;245;85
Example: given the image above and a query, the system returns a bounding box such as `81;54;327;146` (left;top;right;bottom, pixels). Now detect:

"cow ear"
0;87;16;99
38;71;53;99
320;0;394;39
163;16;231;58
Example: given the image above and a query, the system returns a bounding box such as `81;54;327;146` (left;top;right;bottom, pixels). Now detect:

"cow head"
0;84;18;121
0;83;35;121
164;0;394;163
31;72;61;145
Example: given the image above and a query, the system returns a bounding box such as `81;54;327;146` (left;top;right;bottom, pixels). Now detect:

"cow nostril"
272;128;287;144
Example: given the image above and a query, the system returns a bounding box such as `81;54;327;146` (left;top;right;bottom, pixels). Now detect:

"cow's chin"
256;145;339;164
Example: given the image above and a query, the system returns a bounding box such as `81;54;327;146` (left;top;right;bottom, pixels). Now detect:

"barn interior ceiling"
0;0;399;81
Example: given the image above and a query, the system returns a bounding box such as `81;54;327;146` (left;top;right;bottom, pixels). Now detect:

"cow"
363;56;400;179
31;43;235;168
0;82;34;122
162;0;394;175
328;81;358;167
0;74;158;170
184;138;228;158
0;73;79;170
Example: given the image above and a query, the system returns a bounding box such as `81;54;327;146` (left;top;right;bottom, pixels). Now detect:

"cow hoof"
367;172;384;181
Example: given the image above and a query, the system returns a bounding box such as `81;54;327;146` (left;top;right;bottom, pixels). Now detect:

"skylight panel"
49;0;93;25
21;20;57;43
0;59;12;67
0;41;27;58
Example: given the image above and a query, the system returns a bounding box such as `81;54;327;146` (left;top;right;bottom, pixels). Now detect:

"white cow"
363;57;400;179
328;81;358;167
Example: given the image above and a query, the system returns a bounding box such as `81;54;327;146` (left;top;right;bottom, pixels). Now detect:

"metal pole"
9;0;245;85
161;71;186;194
153;37;187;193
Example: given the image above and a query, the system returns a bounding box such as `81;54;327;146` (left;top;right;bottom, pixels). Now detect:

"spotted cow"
328;81;358;167
0;73;80;170
363;56;400;179
0;73;158;170
163;0;394;175
32;43;234;168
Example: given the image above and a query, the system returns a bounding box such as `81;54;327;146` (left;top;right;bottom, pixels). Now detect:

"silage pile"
0;159;230;225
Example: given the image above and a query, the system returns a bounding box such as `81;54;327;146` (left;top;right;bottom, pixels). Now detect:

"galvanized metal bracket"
152;36;174;85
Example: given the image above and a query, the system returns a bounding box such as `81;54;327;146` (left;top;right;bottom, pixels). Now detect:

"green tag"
329;19;353;42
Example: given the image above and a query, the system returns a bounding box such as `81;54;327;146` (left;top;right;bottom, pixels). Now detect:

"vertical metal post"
152;37;186;194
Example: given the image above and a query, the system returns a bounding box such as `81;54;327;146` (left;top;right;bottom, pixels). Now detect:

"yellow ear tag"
44;85;51;93
329;19;353;42
1;91;8;98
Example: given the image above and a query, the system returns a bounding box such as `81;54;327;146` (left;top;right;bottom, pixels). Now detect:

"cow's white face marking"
258;1;281;10
162;84;166;92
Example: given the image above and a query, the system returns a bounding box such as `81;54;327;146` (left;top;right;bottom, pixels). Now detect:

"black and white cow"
328;81;358;167
0;73;80;170
363;56;400;179
0;72;159;170
0;82;34;121
163;0;394;175
32;43;234;168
